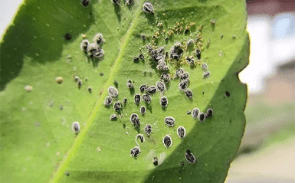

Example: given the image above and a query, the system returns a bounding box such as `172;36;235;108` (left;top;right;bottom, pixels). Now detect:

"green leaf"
0;0;249;182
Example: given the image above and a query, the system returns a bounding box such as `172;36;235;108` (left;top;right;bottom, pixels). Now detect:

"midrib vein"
50;2;144;182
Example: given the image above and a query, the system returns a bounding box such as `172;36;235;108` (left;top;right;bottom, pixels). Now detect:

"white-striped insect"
185;150;196;164
143;2;154;14
163;135;172;147
71;122;80;134
164;116;175;127
108;86;118;98
177;126;186;138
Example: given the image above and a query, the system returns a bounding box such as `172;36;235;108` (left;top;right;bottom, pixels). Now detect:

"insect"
180;72;190;80
187;39;194;46
80;39;89;52
126;80;134;89
74;76;79;82
175;68;184;78
93;33;104;45
130;113;140;127
187;110;192;115
113;101;122;112
198;113;205;122
203;71;211;78
55;77;63;84
81;0;90;6
192;108;199;119
170;42;183;60
136;134;145;144
202;63;208;71
87;87;92;93
164;116;175;127
123;97;127;105
185;89;193;99
179;79;189;90
110;114;117;121
77;80;82;89
108;86;118;98
163;135;172;147
186;56;195;66
140;106;146;114
177;126;186;138
161;73;170;83
134;94;141;104
125;0;133;5
139;53;144;60
142;94;152;104
71;122;80;134
153;157;158;166
156;81;166;92
104;96;113;106
114;80;119;88
160;96;168;108
99;73;104;76
144;124;152;136
139;84;148;93
143;2;154;14
206;108;213;118
64;33;72;41
195;49;201;60
185;150;196;164
147;86;157;95
111;0;120;5
93;48;104;58
130;146;141;157
133;57;140;63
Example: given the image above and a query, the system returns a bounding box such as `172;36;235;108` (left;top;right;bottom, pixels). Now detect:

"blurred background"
0;0;295;182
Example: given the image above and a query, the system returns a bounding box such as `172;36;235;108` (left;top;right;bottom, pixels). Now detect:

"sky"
0;1;294;94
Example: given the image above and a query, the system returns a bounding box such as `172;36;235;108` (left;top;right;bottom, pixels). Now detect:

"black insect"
143;2;154;14
185;89;193;100
164;116;175;127
125;0;133;5
177;126;186;138
113;101;122;112
108;86;118;98
77;80;82;89
206;108;213;118
187;39;194;46
136;134;145;143
186;56;195;66
81;0;90;6
195;49;201;60
80;39;89;52
93;33;104;45
198;113;205;122
163;135;172;147
160;96;168;108
203;71;211;78
184;29;189;34
141;35;146;41
202;63;208;71
134;94;141;104
123;97;127;105
147;86;157;95
140;106;146;114
71;122;80;134
144;124;152;136
175;68;184;78
114;80;119;88
180;72;190;80
133;57;140;63
179;79;189;90
170;42;183;60
99;73;104;76
139;54;144;60
225;91;230;97
130;146;140;157
104;96;113;106
111;0;120;5
139;84;148;93
126;80;134;89
64;33;72;40
130;113;140;127
153;157;158;166
161;73;170;83
88;87;92;93
185;150;196;164
156;81;166;92
192;108;199;119
142;94;152;104
110;114;117;121
187;110;192;115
